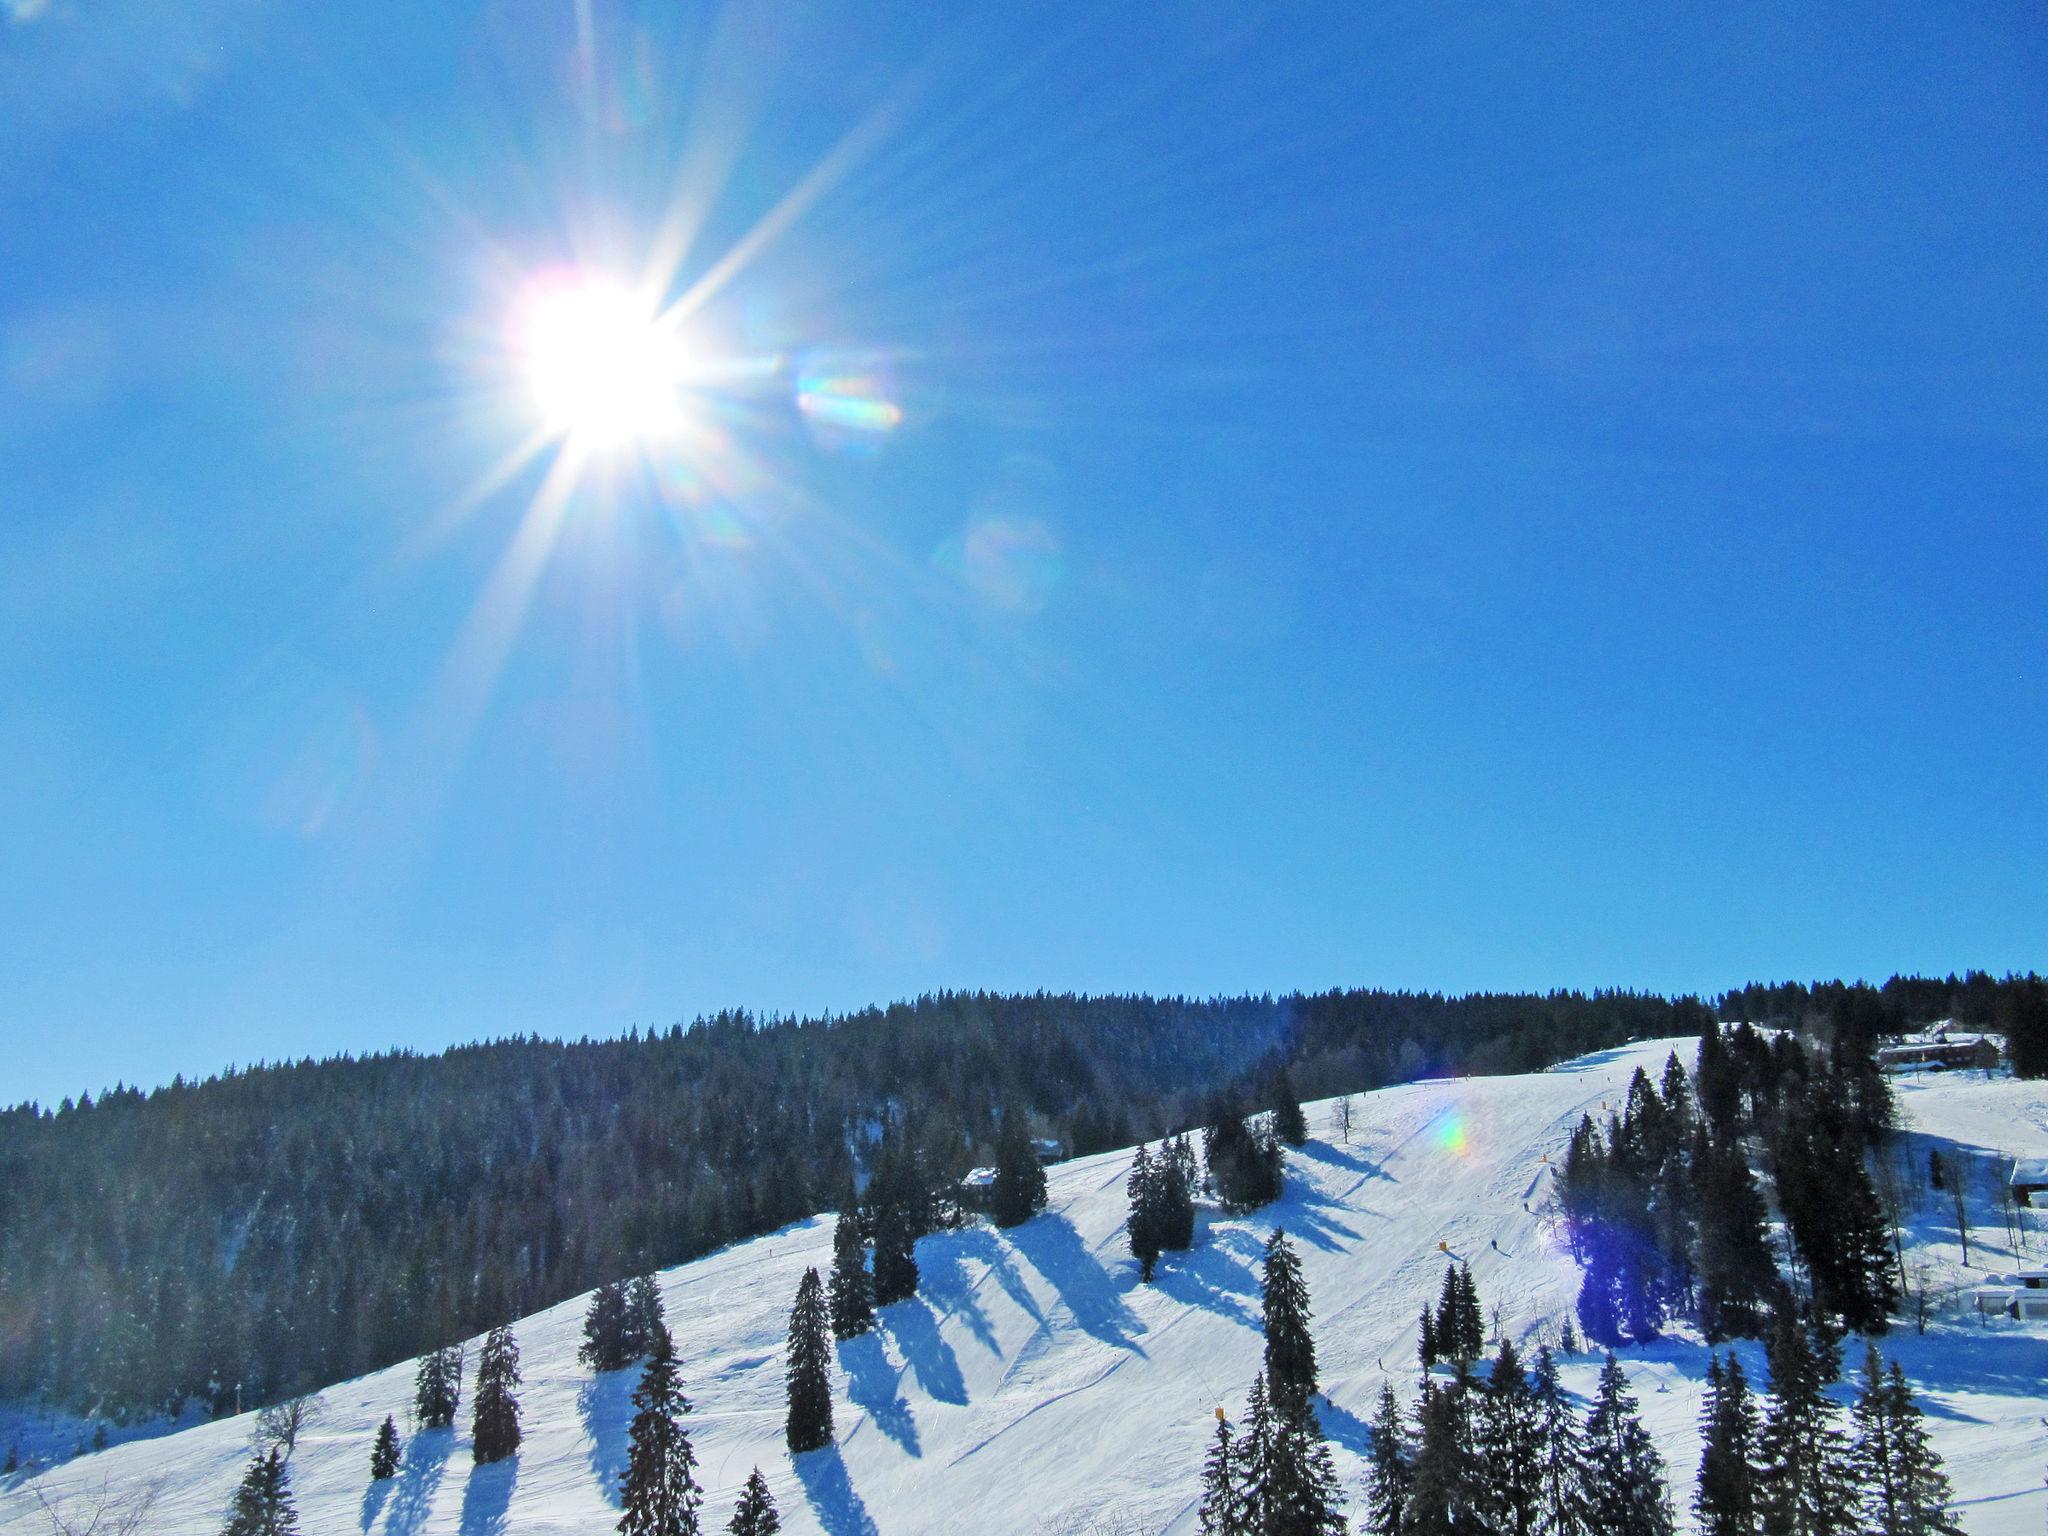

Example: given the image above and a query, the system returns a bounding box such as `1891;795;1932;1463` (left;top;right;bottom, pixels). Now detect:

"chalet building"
1970;1270;2048;1321
1875;1028;2001;1073
2009;1158;2048;1209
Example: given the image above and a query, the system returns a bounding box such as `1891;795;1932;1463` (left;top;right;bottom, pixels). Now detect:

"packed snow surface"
5;1039;2044;1535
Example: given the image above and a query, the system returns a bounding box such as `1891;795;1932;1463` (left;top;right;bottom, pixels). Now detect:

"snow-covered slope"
4;1039;2044;1535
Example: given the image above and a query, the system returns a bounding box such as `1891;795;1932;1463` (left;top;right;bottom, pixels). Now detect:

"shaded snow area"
4;1039;2044;1534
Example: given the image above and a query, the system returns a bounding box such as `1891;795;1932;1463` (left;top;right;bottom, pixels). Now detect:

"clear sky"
3;2;2043;1108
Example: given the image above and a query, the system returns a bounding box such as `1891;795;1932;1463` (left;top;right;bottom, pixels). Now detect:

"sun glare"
518;274;690;448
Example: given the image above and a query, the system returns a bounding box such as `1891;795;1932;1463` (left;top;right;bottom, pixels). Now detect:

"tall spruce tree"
1848;1346;1962;1536
471;1325;522;1464
827;1214;874;1339
221;1447;299;1536
369;1414;401;1481
618;1327;701;1536
1696;1134;1778;1343
1272;1070;1310;1147
871;1200;919;1307
1239;1373;1346;1536
1160;1135;1200;1252
727;1467;781;1536
1582;1354;1672;1536
582;1280;633;1373
1365;1381;1412;1536
990;1113;1049;1227
1694;1355;1761;1536
1261;1230;1319;1419
1532;1346;1589;1536
1199;1411;1250;1536
625;1275;667;1360
1403;1380;1483;1536
1130;1145;1164;1282
414;1343;462;1429
784;1268;833;1454
1478;1339;1545;1536
1759;1312;1854;1536
1418;1308;1439;1372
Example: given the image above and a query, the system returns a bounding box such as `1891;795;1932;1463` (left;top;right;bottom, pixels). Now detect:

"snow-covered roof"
2010;1158;2048;1187
960;1166;997;1188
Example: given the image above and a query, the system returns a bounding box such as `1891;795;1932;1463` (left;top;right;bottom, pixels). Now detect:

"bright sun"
518;274;690;447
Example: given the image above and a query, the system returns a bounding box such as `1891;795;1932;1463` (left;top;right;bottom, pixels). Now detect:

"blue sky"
2;2;2043;1107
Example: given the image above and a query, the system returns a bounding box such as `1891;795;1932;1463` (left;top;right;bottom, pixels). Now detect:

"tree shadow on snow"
885;1297;970;1406
458;1456;516;1536
918;1239;1002;1357
838;1332;920;1457
1006;1213;1148;1356
1153;1229;1261;1331
1296;1140;1395;1183
578;1368;638;1506
795;1444;880;1536
1315;1397;1375;1460
359;1475;394;1531
383;1427;452;1536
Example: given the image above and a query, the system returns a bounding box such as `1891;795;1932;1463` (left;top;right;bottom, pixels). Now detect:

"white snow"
4;1038;2044;1535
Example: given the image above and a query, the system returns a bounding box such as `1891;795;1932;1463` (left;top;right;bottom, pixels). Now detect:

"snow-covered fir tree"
871;1199;919;1306
471;1324;522;1464
1129;1144;1163;1282
726;1466;780;1536
1582;1353;1672;1536
1403;1379;1483;1536
619;1327;701;1536
784;1267;834;1454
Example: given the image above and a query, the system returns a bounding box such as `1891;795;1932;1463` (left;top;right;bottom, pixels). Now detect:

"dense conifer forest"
1;974;2038;1422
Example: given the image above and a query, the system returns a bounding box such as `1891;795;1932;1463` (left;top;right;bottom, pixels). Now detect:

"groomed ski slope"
5;1038;2044;1536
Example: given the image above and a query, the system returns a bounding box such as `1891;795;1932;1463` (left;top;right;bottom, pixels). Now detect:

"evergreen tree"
1532;1347;1588;1536
471;1325;522;1464
784;1268;833;1454
1404;1381;1482;1536
1478;1339;1545;1536
1160;1135;1200;1251
1261;1230;1318;1419
1130;1145;1164;1283
1239;1373;1346;1536
625;1275;667;1360
1432;1263;1484;1367
1455;1267;1484;1362
582;1280;633;1373
221;1447;299;1536
1694;1355;1761;1536
1696;1134;1778;1342
1848;1346;1962;1536
414;1343;462;1430
369;1414;401;1481
1582;1354;1672;1536
871;1201;919;1307
619;1328;702;1536
727;1467;781;1536
1418;1308;1439;1372
1272;1070;1310;1147
991;1112;1049;1227
827;1214;874;1339
1759;1312;1854;1536
1199;1412;1250;1536
1365;1381;1412;1536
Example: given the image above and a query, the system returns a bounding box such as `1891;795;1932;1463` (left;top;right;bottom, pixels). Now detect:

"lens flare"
1432;1109;1471;1157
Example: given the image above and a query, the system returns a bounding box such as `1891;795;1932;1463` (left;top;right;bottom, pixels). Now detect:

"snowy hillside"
4;1039;2043;1536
